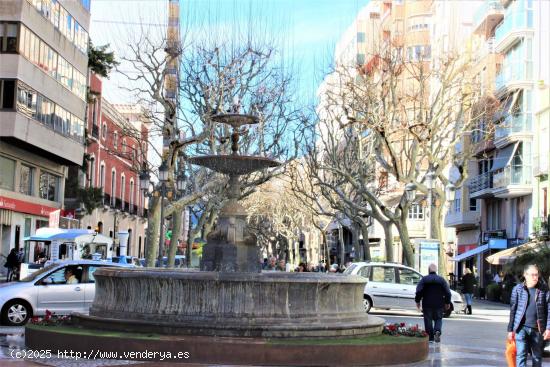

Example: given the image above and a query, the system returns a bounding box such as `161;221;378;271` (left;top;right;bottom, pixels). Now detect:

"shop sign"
0;195;59;217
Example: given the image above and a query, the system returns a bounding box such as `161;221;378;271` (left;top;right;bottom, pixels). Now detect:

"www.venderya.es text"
11;349;190;361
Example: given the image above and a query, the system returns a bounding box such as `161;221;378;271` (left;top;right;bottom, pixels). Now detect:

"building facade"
0;0;90;266
76;73;149;258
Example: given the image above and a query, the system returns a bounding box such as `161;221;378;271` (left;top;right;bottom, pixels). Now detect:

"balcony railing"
468;171;493;194
495;113;532;139
495;6;533;47
493;165;532;188
495;61;532;91
474;0;504;30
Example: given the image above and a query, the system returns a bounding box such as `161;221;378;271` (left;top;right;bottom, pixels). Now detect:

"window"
120;175;125;207
356;53;365;65
111;170;116;205
102;123;107;139
129;180;135;210
398;268;421;285
19;164;34;196
16;82;36;118
122;138;127;153
0;22;18;53
469;198;478;211
453;198;461;213
370;266;396;283
99;164;105;191
0;80;15;109
113;132;118;149
408;204;424;220
89;156;96;187
407;15;430;32
407;45;431;62
39;171;60;202
357;32;365;43
0;155;16;190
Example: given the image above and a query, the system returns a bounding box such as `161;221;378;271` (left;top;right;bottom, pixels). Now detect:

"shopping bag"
505;337;516;367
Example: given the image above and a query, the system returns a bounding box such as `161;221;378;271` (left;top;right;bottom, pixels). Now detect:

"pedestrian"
4;249;20;282
415;263;452;343
507;264;550;367
264;256;277;271
461;268;476;315
276;259;286;272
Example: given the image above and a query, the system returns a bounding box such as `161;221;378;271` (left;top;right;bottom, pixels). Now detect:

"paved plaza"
1;299;549;367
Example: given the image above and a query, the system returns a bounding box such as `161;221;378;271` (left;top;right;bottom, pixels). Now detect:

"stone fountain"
26;112;428;366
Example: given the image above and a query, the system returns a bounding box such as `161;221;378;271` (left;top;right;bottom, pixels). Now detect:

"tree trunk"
395;217;414;266
351;224;361;262
359;221;371;262
382;221;394;262
145;196;161;267
167;206;183;268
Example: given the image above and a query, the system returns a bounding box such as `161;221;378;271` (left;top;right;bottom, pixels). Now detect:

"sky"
89;0;371;104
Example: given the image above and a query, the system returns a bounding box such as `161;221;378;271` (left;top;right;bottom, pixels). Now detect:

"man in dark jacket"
507;264;550;367
415;263;451;343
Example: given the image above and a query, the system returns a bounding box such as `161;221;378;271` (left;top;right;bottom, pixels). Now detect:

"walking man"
415;263;451;343
508;264;550;367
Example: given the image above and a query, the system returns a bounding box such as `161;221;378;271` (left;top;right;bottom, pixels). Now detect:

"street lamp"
445;183;456;202
425;171;436;240
176;170;187;193
157;160;169;266
405;183;417;202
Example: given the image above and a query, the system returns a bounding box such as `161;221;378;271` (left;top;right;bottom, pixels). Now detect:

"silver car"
344;262;463;317
0;260;133;326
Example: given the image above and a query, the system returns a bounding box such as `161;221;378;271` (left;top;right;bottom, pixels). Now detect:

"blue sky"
91;0;370;104
183;0;370;102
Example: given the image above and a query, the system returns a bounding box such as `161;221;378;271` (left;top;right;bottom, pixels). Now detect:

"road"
0;299;549;366
373;299;550;366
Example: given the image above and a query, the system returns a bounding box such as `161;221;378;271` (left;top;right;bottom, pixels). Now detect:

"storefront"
0;195;58;268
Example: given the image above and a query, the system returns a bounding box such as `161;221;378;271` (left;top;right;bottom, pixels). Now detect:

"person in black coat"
5;248;20;282
415;263;452;343
461;268;476;314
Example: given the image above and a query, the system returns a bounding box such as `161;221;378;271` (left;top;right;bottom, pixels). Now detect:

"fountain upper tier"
211;113;259;129
188;155;280;175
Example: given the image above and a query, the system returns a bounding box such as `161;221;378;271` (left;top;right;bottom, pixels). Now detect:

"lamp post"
425;171;436;240
445;183;456;203
405;183;417;202
157;161;169;266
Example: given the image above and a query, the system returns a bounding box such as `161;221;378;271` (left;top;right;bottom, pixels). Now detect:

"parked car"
0;260;134;326
343;262;463;317
138;256;186;268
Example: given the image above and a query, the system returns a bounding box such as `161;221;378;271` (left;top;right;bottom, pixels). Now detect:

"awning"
491;142;518;171
451;244;489;262
486;241;550;265
0;209;12;226
24;228;92;242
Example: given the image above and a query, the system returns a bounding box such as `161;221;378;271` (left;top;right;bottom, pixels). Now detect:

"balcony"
492;165;532;198
444;210;480;229
494;113;533;148
473;0;504;37
468;172;494;199
494;6;533;53
495;61;533;96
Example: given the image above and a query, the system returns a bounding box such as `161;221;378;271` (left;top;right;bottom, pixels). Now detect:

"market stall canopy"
24;228;92;241
486;241;550;265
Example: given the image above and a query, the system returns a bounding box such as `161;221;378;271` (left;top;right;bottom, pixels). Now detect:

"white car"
0;260;133;326
344;262;463;317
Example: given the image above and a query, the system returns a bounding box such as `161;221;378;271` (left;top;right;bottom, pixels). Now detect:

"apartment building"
77;73;149;258
449;0;549;289
0;0;90;263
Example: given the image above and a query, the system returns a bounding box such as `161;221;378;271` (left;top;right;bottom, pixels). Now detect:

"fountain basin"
188;155;280;175
79;268;383;338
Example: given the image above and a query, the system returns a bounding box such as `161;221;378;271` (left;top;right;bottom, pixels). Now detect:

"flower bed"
30;310;72;326
382;322;427;338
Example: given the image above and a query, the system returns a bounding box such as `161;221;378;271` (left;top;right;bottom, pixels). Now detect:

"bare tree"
115;25;301;266
298;42;499;266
